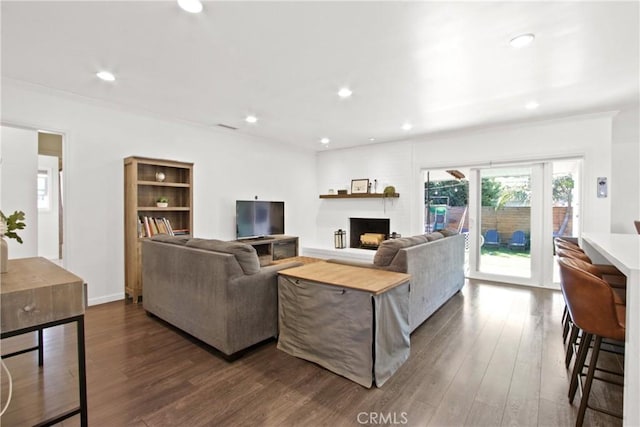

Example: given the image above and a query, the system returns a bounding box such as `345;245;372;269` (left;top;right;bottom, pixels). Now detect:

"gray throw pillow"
425;232;444;241
374;237;415;266
405;235;428;245
186;239;261;275
439;228;458;237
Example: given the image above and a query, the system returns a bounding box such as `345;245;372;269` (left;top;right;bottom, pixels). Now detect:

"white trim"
88;293;125;306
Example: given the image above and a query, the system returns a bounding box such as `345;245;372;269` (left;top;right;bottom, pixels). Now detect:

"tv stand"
237;235;298;266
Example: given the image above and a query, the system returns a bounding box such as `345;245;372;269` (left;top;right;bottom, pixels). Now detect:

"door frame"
419;154;584;289
1;119;69;265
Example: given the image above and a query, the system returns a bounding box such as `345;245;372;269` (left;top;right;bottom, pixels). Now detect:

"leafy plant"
157;196;168;203
553;174;574;206
0;210;26;244
425;180;468;207
481;178;503;207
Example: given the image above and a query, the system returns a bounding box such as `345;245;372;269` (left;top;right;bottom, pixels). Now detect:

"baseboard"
88;292;125;306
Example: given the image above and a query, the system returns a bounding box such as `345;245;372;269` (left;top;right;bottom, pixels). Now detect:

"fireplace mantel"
319;193;399;199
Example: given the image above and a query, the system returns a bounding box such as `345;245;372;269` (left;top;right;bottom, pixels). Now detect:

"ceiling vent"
217;123;237;130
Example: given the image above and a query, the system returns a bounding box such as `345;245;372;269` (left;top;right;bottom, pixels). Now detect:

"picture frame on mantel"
351;178;369;194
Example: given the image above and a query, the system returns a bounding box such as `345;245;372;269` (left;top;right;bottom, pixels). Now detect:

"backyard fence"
434;206;573;243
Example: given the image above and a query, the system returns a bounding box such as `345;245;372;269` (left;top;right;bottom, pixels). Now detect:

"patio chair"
508;230;527;251
483;229;500;248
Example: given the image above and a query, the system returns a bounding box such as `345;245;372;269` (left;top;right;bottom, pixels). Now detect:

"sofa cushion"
405;235;428;245
438;228;458;237
150;234;190;245
186;239;261;275
425;232;444;241
374;235;427;267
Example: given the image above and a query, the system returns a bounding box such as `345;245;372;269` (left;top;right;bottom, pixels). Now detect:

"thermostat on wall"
597;177;607;198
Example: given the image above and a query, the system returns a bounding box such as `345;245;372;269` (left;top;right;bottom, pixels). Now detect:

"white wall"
1;81;317;305
37;154;60;259
317;114;615;243
611;105;640;234
0;125;38;258
315;141;413;248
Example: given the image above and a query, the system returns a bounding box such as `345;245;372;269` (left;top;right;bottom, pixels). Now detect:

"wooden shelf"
137;207;191;211
138;181;191;188
319;193;399;199
124;156;193;303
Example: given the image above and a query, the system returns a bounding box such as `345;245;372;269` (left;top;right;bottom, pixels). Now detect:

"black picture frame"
351;179;369;194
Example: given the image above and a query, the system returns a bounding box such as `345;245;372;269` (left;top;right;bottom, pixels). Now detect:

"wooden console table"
277;262;410;387
0;257;87;426
238;235;298;266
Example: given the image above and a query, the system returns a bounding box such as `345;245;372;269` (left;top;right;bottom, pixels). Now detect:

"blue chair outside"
509;230;528;251
484;229;500;248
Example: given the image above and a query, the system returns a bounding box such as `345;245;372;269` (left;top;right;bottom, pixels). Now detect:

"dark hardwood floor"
1;280;623;426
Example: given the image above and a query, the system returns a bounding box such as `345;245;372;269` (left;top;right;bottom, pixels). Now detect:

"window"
37;168;50;210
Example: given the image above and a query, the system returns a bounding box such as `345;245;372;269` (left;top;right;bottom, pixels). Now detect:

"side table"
1;257;87;426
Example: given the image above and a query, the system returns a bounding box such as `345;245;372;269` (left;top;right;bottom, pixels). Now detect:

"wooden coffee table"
271;256;323;265
277;262;410;388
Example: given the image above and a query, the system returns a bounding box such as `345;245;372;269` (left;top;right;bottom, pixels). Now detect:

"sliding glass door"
468;163;544;286
424;158;581;288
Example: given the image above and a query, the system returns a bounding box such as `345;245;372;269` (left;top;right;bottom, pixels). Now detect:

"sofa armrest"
231;261;303;289
326;258;381;269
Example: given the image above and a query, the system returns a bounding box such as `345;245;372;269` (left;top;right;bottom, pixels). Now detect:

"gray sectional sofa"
329;230;465;332
142;235;301;357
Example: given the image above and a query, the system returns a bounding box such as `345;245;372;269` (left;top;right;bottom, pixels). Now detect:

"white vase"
1;236;8;274
156;202;168;208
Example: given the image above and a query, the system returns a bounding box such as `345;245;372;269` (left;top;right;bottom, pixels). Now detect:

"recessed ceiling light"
177;0;203;13
245;115;258;123
525;101;540;110
401;122;412;131
338;87;353;98
369;137;376;142
320;137;330;144
96;71;115;82
510;33;535;48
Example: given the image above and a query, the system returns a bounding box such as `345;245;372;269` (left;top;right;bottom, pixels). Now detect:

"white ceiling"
2;1;638;151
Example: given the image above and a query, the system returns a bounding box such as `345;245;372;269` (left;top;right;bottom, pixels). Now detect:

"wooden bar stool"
558;257;625;426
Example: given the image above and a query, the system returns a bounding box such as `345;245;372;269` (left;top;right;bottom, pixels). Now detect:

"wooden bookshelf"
319;193;399;199
124;156;193;303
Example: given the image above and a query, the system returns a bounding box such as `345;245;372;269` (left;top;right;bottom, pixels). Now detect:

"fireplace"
349;218;390;250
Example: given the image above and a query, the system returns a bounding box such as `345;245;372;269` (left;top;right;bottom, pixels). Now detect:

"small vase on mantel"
1;236;8;274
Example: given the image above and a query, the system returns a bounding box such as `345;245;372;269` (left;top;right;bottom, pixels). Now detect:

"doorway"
424;157;582;288
0;125;64;263
477;165;535;280
38;132;64;262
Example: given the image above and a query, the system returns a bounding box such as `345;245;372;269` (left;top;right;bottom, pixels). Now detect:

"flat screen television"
236;200;285;239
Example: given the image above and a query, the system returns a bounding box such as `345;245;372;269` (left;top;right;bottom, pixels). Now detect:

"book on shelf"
164;218;174;235
155;218;168;234
149;217;159;235
142;216;152;237
139;216;177;237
